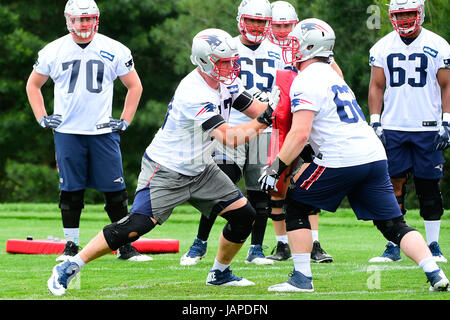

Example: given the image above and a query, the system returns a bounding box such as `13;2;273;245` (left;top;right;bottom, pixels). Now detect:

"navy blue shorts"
288;160;402;221
384;130;444;179
54;132;126;192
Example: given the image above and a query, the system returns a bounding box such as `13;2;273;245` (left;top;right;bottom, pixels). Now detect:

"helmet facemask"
239;15;272;44
66;13;99;41
281;36;303;64
390;7;424;36
270;21;297;46
209;55;241;86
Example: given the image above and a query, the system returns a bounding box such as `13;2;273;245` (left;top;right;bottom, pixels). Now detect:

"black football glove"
435;121;450;150
258;157;288;192
256;86;280;126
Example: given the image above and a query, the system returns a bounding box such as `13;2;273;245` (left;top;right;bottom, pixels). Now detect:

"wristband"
370;114;380;124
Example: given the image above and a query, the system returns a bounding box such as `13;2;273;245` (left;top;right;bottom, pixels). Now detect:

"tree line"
0;0;448;208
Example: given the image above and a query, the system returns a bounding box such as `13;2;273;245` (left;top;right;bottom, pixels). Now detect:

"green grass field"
0;203;448;301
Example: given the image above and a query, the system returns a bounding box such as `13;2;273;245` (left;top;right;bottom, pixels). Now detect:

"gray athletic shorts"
130;154;243;224
214;131;271;191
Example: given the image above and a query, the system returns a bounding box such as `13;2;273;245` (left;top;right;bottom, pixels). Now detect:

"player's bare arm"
211;119;269;147
25;70;50;121
118;69;143;124
368;66;386;120
437;68;450;115
277;109;314;166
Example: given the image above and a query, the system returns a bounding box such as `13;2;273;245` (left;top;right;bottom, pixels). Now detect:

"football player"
180;0;286;267
47;28;280;296
260;18;448;292
265;0;335;263
368;0;449;263
26;0;150;261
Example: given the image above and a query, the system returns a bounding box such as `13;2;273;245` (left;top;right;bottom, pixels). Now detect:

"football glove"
371;122;386;146
253;90;269;103
109;118;129;132
38;114;62;129
256;86;280;126
258;157;288;192
435;121;450;151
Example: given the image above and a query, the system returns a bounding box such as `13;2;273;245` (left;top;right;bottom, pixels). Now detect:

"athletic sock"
424;220;440;245
292;253;312;277
63;228;80;245
311;230;319;243
211;258;230;272
276;235;288;244
418;257;440;273
69;254;86;269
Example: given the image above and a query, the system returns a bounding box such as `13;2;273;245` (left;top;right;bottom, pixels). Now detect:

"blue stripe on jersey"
267;51;281;60
423;46;438;58
100;50;115;61
227;84;239;94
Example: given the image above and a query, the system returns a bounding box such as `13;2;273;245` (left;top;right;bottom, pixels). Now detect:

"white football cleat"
245;245;274;265
180;238;207;266
47;260;80;296
206;267;255;286
268;270;314;292
369;242;402;263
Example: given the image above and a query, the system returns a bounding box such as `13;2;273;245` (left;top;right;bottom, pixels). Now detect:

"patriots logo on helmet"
301;22;329;33
198;35;223;50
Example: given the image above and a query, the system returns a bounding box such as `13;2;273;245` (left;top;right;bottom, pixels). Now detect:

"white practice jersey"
228;38;287;127
146;69;246;176
369;28;450;132
34;33;135;135
290;63;386;168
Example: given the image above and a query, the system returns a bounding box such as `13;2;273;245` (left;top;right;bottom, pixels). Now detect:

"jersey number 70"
62;59;104;93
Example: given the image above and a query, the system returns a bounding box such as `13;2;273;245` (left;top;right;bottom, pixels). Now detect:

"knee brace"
103;213;155;251
373;216;416;246
59;190;85;211
285;197;315;232
269;199;286;221
414;177;444;221
104;189;129;223
59;190;85;228
247;190;271;217
221;202;256;243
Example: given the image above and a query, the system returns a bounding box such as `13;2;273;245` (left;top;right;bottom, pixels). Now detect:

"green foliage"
0;0;449;207
3;160;59;202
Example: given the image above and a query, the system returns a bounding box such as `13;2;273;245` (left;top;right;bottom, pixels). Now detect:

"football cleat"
245;245;274;265
426;268;449;292
311;241;333;263
180;238;207;266
47;260;80;296
267;241;292;261
369;242;402;263
268;270;314;292
206;267;254;286
56;241;79;261
117;243;153;261
428;242;447;263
